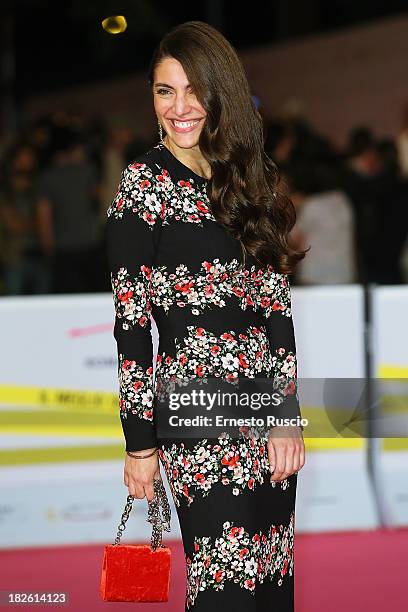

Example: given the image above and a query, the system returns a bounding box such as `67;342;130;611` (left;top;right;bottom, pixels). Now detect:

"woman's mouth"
168;118;202;133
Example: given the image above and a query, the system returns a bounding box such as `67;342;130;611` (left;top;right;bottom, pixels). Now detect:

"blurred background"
0;2;407;611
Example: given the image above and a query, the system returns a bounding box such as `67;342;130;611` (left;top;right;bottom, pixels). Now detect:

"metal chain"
112;479;171;551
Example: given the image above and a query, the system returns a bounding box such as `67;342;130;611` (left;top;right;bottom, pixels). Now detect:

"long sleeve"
104;162;163;452
261;269;303;429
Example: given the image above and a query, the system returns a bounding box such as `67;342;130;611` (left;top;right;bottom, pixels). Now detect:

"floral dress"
105;141;301;611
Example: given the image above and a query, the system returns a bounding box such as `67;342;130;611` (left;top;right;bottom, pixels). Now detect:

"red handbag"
100;478;172;602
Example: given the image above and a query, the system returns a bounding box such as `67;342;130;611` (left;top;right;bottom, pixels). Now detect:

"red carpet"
0;528;406;611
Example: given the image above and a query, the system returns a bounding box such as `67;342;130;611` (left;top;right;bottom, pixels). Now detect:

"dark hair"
346;126;375;158
147;20;307;274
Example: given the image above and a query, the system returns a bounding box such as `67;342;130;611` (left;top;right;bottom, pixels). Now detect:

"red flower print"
226;372;238;381
139;179;151;189
118;289;133;303
144;211;155;225
196;200;209;213
140;264;151;278
160;201;166;218
179;180;192;189
232;286;245;297
221;452;240;468
248;477;255;489
138;315;148;327
196;327;206;336
175;280;195;293
117;198;124;210
133;381;144;391
210;345;220;355
214;570;224;583
196;365;205;377
244;579;255;591
194;473;205;483
239;547;249;559
229;526;243;538
238;353;249;368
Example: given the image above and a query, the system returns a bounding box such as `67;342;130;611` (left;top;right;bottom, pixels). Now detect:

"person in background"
286;160;357;285
375;137;408;284
36;126;101;293
342;126;406;284
99;115;135;223
0;142;51;295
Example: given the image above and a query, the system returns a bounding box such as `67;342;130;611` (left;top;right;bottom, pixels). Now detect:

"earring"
157;119;164;144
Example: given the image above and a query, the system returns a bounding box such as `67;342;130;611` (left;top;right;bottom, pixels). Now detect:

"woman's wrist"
126;447;158;459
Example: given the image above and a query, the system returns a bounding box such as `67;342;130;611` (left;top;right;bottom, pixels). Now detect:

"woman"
105;20;307;611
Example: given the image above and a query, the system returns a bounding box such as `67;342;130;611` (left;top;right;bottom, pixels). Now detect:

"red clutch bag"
100;478;172;602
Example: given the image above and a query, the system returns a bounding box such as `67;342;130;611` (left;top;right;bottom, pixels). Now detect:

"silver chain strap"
113;479;171;551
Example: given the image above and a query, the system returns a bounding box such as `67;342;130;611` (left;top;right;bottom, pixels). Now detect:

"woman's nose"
173;95;191;116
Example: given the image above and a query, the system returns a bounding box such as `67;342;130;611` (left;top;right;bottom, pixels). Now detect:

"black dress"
105;141;300;611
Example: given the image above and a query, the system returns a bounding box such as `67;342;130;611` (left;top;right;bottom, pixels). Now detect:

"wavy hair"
147;21;307;273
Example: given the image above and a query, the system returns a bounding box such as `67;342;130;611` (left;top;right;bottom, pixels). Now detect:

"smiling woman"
152;59;210;179
105;19;306;612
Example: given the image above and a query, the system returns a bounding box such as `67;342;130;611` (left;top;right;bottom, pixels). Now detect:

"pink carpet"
0;528;406;611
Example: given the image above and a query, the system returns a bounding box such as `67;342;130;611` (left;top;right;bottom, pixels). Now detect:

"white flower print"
184;511;295;608
158;430;291;508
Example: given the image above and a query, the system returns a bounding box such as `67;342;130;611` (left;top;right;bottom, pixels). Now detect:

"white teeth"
173;120;199;128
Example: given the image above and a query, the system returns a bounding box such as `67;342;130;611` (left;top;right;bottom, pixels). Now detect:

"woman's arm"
105;163;162;453
262;271;302;423
261;270;305;481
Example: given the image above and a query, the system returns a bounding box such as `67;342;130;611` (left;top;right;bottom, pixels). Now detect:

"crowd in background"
0;107;407;296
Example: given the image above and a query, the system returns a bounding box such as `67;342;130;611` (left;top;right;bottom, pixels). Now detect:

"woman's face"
153;57;206;149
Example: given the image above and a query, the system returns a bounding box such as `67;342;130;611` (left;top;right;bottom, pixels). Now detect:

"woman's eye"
156;88;171;95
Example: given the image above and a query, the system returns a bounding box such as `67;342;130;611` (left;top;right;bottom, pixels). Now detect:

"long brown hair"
147;20;307;274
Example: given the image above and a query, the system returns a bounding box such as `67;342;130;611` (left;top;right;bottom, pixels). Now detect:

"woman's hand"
267;425;305;483
124;448;161;502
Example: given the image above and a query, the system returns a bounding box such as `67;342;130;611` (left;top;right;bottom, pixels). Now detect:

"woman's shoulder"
125;143;168;181
106;144;168;225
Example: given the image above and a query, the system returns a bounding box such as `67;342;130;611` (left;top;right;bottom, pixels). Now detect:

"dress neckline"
158;142;210;183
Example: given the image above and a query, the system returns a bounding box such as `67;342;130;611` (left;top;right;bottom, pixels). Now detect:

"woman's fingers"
267;440;276;475
268;428;305;482
124;454;160;500
271;443;294;482
144;481;155;503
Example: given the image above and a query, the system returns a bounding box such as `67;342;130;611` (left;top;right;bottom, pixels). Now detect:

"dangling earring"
157;119;165;144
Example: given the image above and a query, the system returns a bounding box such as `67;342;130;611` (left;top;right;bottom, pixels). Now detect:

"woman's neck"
163;136;212;179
